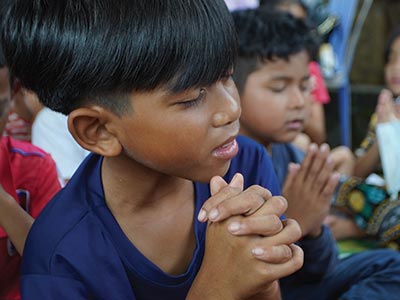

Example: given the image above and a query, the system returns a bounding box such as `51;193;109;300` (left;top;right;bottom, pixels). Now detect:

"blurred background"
326;0;400;149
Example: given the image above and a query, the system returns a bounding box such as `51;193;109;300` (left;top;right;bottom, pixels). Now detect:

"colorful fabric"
0;137;61;300
334;176;400;247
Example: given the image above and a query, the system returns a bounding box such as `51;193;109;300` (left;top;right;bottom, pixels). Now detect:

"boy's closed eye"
267;81;287;93
176;88;207;109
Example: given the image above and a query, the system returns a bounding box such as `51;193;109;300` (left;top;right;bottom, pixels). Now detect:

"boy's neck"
100;155;197;275
101;155;193;213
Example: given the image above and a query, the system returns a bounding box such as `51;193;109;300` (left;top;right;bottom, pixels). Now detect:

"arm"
302;101;326;145
354;142;380;178
0;150;60;255
190;175;303;300
280;144;340;279
354;89;397;178
282;143;339;238
0;185;33;254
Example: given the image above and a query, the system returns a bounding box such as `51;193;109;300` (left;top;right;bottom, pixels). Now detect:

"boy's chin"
273;133;299;144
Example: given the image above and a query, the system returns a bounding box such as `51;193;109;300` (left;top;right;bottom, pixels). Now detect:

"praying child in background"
232;8;400;300
326;26;400;245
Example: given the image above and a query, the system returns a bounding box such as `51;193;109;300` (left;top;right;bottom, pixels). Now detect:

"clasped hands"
188;173;303;300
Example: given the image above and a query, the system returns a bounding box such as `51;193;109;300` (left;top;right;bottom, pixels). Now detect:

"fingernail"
209;208;219;221
252;248;264;256
309;143;317;152
228;222;241;233
326;155;332;164
320;143;329;153
198;209;207;222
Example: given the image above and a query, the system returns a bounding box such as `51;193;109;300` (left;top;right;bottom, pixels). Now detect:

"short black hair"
1;0;237;115
232;8;318;93
384;26;400;64
0;45;5;68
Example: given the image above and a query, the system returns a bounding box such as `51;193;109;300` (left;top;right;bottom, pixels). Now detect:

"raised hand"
189;206;303;300
376;89;399;123
282;143;340;237
187;174;304;300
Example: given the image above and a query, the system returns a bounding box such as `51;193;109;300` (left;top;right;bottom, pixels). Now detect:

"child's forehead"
255;51;310;76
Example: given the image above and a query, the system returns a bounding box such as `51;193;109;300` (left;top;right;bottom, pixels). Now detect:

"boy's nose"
212;84;241;127
289;88;306;109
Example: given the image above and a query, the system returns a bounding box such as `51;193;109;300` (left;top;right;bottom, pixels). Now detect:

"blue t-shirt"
21;136;280;300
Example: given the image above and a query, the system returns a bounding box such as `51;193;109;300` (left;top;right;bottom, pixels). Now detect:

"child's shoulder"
23;154;104;271
5;136;48;158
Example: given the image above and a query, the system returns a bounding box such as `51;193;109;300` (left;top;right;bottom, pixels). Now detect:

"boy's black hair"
1;0;237;115
232;8;318;93
384;26;400;64
0;45;5;68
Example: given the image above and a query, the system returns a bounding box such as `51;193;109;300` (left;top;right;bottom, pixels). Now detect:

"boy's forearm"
353;143;380;178
0;190;34;254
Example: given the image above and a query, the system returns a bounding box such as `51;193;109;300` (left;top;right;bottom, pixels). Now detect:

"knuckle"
270;215;283;230
291;246;304;270
286;219;302;240
277;245;292;260
266;196;287;213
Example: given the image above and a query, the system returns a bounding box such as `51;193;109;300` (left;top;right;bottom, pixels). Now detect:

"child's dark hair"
384;26;400;64
1;0;236;115
0;45;5;68
232;9;318;93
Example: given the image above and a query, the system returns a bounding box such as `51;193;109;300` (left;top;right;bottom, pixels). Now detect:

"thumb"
210;176;228;196
229;173;244;191
282;163;300;192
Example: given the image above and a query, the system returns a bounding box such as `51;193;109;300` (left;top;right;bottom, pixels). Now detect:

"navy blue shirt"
21;136;281;300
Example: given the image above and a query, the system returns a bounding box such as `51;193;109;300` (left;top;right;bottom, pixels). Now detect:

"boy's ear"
68;106;122;157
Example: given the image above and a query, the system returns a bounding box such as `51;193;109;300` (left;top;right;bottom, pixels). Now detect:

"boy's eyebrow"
269;74;310;81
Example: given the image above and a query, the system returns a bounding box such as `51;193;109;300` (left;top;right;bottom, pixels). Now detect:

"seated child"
5;91;88;185
232;8;400;300
327;26;400;245
1;1;304;299
259;0;355;176
0;53;61;299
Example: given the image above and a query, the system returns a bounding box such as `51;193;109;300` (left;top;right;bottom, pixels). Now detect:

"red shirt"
309;61;331;104
0;137;61;300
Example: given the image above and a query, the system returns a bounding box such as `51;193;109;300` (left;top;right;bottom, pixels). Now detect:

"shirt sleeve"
21;274;90;300
29;153;61;218
282;225;339;284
